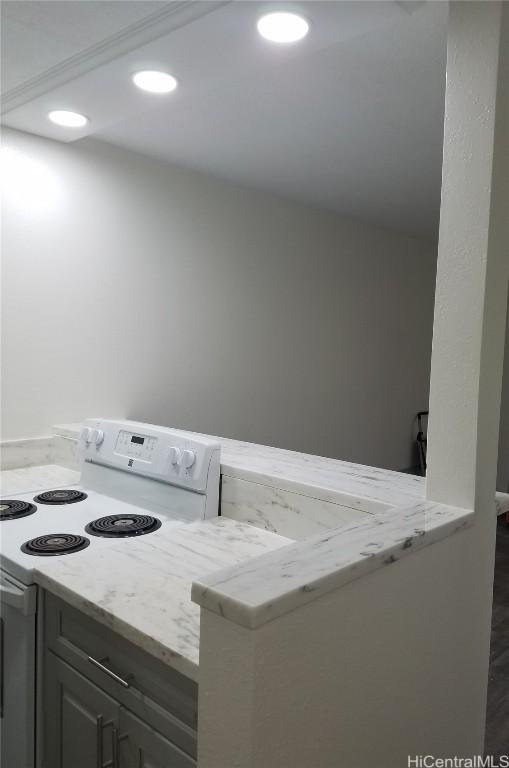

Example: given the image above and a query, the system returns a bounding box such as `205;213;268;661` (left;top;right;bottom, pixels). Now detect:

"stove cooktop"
33;489;88;505
0;500;37;521
1;420;221;584
85;514;162;538
0;486;182;584
21;533;91;557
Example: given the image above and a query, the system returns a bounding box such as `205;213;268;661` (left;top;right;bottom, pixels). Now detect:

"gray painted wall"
2;128;437;471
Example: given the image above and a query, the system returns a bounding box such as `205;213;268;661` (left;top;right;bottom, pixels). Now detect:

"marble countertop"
192;499;473;629
0;464;290;680
52;423;421;510
35;517;290;680
0;464;80;496
52;422;509;516
6;430;507;642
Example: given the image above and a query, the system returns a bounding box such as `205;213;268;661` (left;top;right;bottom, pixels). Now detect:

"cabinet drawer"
44;592;198;758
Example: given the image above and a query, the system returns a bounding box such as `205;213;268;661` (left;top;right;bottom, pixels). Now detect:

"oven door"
0;569;37;768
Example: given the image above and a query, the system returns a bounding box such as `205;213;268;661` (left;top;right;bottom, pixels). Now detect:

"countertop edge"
191;501;474;630
34;570;200;682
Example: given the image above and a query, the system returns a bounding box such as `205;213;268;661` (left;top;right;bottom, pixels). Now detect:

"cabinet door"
118;707;196;768
45;652;119;768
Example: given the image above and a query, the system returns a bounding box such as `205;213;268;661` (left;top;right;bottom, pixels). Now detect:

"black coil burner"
0;500;37;520
34;489;88;505
21;533;90;556
85;514;162;538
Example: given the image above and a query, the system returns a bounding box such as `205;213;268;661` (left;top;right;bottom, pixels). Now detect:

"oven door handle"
0;574;36;615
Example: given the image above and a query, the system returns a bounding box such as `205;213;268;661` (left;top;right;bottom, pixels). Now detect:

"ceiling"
1;1;448;240
1;1;168;94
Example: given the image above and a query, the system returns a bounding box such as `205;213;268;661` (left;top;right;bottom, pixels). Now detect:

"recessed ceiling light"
257;12;309;43
132;70;178;94
48;110;88;128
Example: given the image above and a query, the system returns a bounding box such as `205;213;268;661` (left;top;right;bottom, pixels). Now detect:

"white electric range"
0;418;221;768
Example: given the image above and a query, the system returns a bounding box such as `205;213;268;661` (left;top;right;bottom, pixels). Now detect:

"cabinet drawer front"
44;593;198;758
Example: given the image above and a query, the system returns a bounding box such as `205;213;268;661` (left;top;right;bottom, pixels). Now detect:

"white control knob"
181;449;196;469
89;428;104;446
80;427;92;444
168;446;182;466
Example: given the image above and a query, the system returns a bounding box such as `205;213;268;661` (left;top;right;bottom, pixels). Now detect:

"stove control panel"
79;419;221;503
115;430;158;462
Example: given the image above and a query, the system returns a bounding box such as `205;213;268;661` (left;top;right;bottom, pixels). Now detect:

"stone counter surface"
49;422;509;515
0;464;80;496
192;499;474;629
2;426;508;651
0;464;290;680
35;516;290;680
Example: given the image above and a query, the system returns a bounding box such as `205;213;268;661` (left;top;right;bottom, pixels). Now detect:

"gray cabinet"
45;653;118;768
118;708;196;768
42;593;197;768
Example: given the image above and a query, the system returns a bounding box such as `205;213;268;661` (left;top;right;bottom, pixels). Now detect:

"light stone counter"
0;464;80;496
50;422;509;518
34;517;290;680
0;463;290;680
3;428;508;647
50;422;421;508
192;499;473;629
1;433;79;472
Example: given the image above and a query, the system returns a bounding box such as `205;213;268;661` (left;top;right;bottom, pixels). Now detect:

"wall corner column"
426;0;509;510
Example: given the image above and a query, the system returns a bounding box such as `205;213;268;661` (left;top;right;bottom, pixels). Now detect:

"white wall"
198;521;492;768
198;8;509;764
1;127;437;470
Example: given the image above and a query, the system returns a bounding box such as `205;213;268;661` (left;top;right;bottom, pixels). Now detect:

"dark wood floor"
485;518;509;756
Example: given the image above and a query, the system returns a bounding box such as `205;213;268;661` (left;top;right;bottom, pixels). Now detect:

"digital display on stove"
115;430;156;460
